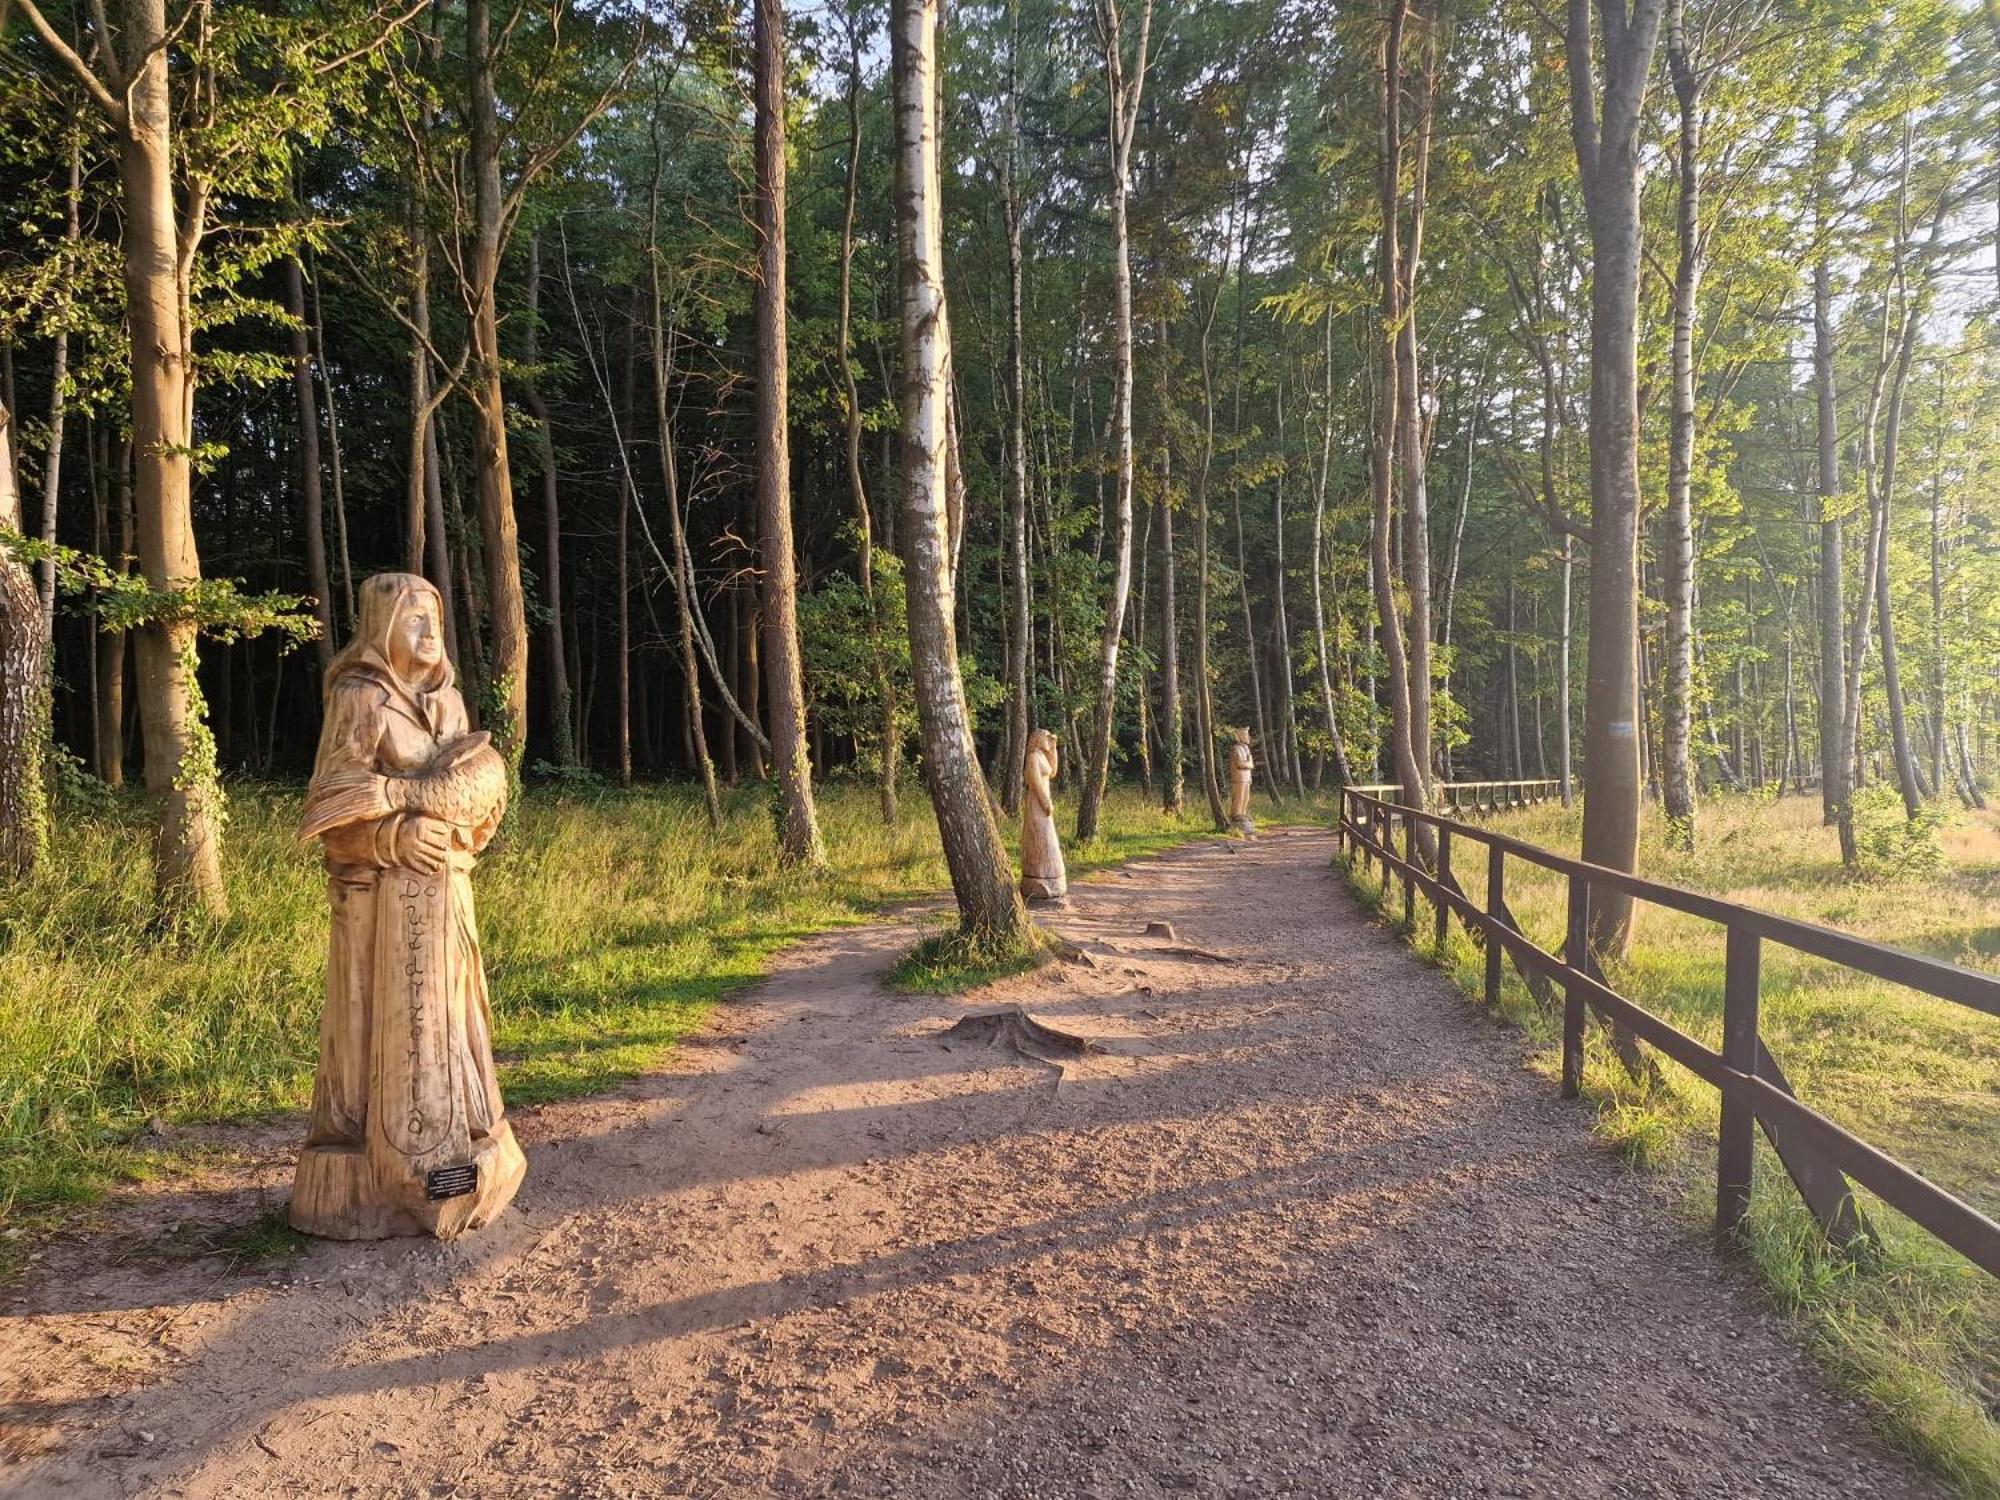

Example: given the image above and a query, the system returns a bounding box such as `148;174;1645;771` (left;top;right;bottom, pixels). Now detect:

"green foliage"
1;532;320;646
1851;785;1949;881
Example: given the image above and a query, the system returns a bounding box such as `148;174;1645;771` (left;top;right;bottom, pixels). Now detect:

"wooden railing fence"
1336;786;2000;1280
1348;779;1564;814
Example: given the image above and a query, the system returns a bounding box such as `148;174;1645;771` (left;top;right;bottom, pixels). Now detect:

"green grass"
1342;791;2000;1497
886;921;1050;994
0;774;1224;1232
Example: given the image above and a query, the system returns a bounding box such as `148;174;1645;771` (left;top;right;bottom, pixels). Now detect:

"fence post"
1717;926;1761;1236
1401;811;1417;929
1335;789;1346;856
1434;824;1452;953
1484;843;1505;1006
1562;873;1589;1099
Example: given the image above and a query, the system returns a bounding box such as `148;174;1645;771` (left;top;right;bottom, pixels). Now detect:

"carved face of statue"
388;591;445;681
1030;729;1058;775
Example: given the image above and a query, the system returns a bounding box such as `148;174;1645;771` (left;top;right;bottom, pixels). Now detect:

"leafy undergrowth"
1341;791;2000;1498
0;776;1230;1235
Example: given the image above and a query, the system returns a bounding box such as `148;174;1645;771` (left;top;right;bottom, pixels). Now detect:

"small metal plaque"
425;1163;479;1201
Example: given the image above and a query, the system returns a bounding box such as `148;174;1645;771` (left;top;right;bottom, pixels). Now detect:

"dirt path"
1;827;1941;1499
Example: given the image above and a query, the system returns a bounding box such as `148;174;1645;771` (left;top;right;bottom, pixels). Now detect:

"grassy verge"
1340;792;2000;1497
0;776;1221;1232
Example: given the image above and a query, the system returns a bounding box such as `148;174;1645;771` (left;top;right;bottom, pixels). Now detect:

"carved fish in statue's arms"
300;733;509;840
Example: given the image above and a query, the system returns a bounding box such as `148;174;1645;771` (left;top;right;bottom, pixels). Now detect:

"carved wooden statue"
291;573;526;1240
1226;726;1256;835
1019;728;1068;902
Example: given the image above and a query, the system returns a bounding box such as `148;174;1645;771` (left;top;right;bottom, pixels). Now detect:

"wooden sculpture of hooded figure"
1019;728;1068;902
291;572;525;1239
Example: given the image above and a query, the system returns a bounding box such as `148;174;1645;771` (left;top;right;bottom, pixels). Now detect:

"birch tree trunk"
892;0;1029;941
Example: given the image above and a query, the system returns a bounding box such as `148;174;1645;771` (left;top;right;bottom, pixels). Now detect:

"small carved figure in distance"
1227;725;1256;836
290;573;525;1239
1019;728;1068;903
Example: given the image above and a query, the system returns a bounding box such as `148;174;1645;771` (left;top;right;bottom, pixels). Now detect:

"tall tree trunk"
647;205;726;831
1076;0;1152;844
1192;292;1228;828
1001;0;1032;818
1155;317;1186;812
1372;0;1429;848
1873;306;1924;822
843;4;900;824
467;0;529;766
754;0;825;866
36;133;81;634
1272;383;1303;795
1566;0;1664;958
285;257;336;676
1926;366;1948;796
1558;536;1574;805
1393;6;1438;795
1814;251;1849;851
0;404;49;880
891;0;1029;940
1309;313;1354;789
1661;0;1700;848
523;231;576;765
117;0;227;916
308;257;355;630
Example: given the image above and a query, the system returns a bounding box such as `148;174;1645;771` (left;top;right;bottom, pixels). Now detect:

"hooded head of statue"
326;572;453;710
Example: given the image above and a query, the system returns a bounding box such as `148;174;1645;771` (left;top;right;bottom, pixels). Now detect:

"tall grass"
1345;792;2000;1496
1;776;1216;1227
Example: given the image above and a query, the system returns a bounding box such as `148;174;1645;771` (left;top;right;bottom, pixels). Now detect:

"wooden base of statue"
290;862;526;1241
1020;874;1068;903
291;1121;526;1240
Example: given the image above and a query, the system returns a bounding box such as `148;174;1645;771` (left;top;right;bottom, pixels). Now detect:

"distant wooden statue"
290;572;526;1240
1019;728;1068;902
1226;726;1256;835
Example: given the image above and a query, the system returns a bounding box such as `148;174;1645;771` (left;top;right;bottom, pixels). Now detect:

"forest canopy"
0;0;1995;933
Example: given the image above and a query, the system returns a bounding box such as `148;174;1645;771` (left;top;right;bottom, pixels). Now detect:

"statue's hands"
394;814;453;875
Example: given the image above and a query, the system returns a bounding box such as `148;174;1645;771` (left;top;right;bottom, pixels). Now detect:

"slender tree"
891;0;1030;940
0;402;49;881
1075;0;1153;843
755;0;826;866
1565;0;1665;956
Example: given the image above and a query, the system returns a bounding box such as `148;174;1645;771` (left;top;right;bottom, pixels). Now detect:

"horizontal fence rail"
1335;786;2000;1281
1349;780;1565;814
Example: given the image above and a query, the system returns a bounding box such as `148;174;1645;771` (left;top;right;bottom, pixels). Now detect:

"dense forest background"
1;0;1996;918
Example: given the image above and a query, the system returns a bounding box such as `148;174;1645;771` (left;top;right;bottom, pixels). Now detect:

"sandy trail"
1;826;1940;1499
